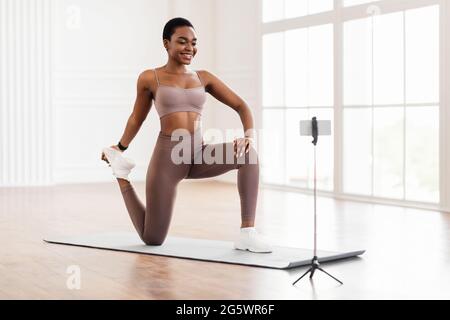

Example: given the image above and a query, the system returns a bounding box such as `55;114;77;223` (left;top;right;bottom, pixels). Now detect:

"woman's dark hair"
163;17;194;41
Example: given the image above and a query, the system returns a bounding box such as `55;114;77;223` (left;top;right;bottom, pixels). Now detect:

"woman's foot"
233;227;273;253
101;147;135;182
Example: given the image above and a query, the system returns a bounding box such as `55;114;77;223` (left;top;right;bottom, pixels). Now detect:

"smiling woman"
100;17;272;253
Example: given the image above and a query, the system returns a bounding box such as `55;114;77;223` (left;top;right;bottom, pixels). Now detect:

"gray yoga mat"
44;232;365;269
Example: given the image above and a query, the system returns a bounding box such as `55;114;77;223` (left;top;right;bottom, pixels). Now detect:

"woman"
101;17;272;253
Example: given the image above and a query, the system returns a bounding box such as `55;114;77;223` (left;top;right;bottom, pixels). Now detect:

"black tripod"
293;117;343;286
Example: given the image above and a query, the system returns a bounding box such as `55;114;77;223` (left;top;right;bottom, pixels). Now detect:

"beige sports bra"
151;68;206;119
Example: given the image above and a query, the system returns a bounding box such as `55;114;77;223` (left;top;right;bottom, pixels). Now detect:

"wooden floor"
0;180;449;299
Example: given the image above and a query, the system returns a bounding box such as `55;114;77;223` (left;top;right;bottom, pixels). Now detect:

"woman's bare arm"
200;70;256;139
118;71;153;148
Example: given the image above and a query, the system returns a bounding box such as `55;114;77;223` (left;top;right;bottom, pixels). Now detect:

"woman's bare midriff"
160;111;202;135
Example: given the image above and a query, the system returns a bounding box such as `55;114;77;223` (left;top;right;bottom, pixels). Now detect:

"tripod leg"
309;267;316;279
292;267;312;286
317;267;343;285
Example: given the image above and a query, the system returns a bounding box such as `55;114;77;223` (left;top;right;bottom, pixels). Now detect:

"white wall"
53;0;169;183
0;0;52;186
0;0;219;186
55;0;218;184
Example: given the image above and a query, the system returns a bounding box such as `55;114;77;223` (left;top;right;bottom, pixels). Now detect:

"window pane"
405;107;439;203
286;109;334;191
263;32;284;107
343;108;372;195
262;0;284;23
286;109;310;188
308;24;333;107
285;0;333;19
308;0;333;15
286;28;308;107
373;12;404;105
286;25;333;108
344;17;372;105
344;0;377;7
285;0;307;19
373;107;404;199
264;0;333;22
406;5;439;104
261;109;286;184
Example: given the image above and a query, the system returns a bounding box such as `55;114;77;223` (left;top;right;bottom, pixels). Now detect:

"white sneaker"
233;227;273;253
102;147;136;182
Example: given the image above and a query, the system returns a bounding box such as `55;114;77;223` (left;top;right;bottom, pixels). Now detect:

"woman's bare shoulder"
197;69;213;77
138;69;162;90
138;69;156;81
197;69;220;89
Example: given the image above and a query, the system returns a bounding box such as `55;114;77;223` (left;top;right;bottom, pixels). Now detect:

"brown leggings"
119;129;260;245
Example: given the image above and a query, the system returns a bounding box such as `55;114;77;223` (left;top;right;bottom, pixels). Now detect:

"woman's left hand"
233;137;254;158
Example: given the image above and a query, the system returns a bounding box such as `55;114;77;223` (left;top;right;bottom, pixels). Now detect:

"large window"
261;0;441;206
